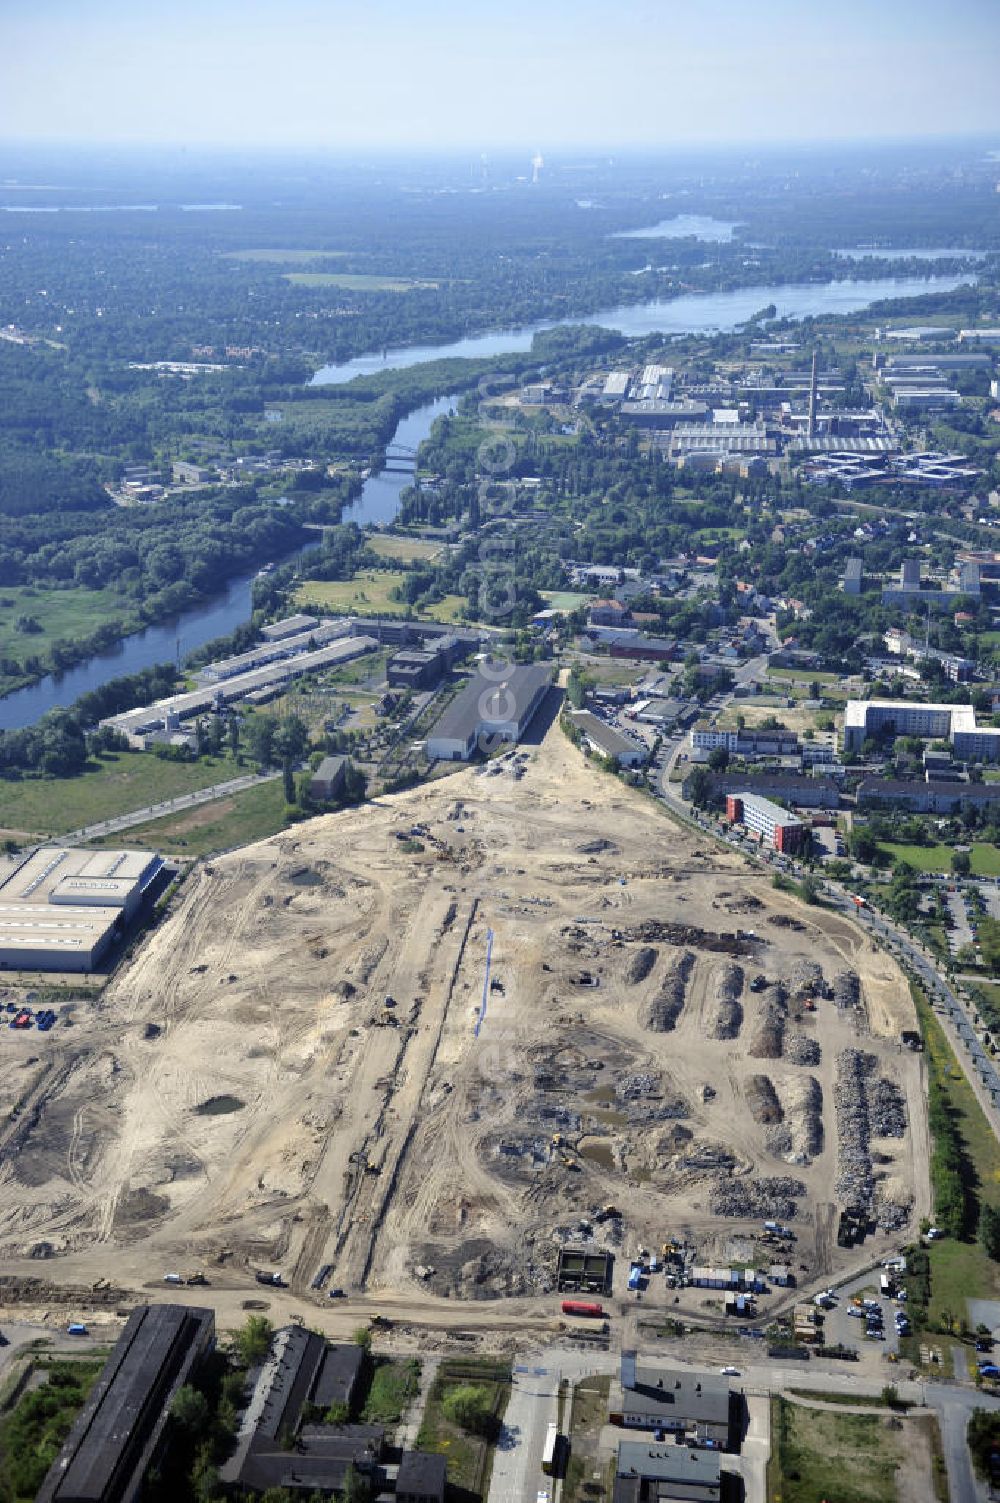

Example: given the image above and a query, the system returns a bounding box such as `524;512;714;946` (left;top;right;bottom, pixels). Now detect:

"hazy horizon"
2;0;998;153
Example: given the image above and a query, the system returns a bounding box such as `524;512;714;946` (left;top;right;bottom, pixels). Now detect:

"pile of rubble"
787;960;825;1000
746;1073;784;1125
710;963;744;1040
709;1174;806;1221
624;946;658;985
642;950;695;1033
870;1076;907;1138
833;1048;877;1212
616;1073;661;1101
785;1034;821;1067
833;970;861;1010
747;984;788;1059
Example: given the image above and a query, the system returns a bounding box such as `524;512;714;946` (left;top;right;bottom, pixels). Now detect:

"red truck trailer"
561;1300;604;1318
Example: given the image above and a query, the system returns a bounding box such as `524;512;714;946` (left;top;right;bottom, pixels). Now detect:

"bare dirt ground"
0;718;929;1329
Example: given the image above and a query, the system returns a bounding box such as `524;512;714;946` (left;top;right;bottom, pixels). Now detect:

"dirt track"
0;719;929;1320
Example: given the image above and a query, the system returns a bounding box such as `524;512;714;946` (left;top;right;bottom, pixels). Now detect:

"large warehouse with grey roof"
0;847;162;972
425;662;552;761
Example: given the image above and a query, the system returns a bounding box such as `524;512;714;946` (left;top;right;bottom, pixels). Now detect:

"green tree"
686;765;713;809
441;1383;496;1436
170;1385;210;1439
233;1314;273;1367
707;746;729;772
968;1408;1000;1477
343;1464;373;1503
953;850;972;876
980;1204;1000;1262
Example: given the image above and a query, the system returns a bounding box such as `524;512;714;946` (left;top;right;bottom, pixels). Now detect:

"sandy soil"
0;717;929;1319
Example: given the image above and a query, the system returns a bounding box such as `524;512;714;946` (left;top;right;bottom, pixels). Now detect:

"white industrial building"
102;635;378;747
425;663;551;761
568;710;647;768
843;699;1000;760
0;847;161;972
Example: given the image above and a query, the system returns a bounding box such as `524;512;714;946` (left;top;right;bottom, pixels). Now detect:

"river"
310;272;974;384
0;270;976;730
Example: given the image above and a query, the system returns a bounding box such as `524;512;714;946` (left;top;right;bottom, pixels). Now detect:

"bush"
441;1383;496;1437
233;1314;272;1367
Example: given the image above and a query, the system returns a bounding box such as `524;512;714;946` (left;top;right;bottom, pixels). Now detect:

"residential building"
686;772;840;810
842;700;1000;761
37;1305;215;1503
726;792;808;854
843;557;863;595
856;778;1000;814
589;599;633;628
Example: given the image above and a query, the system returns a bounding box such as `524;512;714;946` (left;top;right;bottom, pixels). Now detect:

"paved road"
62;769;281;843
488;1360;563;1503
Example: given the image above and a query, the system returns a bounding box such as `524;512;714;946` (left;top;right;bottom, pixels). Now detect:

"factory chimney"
807;349;818;441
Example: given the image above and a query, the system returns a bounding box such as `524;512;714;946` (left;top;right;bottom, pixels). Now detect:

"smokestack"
808;350;818;441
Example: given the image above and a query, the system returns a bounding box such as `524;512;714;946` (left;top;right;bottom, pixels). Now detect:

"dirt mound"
710;963;744;1040
746;1073;783;1124
641;950;695;1033
624;946;658;985
747;984;788;1058
784;1074;823;1159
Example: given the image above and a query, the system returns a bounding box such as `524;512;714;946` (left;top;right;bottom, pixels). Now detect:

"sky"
1;0;999;152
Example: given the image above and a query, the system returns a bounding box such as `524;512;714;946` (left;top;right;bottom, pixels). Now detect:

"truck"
561;1300;604;1318
255;1271;284;1287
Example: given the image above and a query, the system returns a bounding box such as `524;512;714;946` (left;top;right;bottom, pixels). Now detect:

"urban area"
1;127;1000;1503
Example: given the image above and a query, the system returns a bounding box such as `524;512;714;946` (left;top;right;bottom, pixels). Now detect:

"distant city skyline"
1;0;998;152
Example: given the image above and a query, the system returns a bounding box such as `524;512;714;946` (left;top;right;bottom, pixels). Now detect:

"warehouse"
614;1442;721;1503
609;1353;735;1448
102;635;379;746
568;710;648;768
37;1304;215;1503
0;847;162;972
425;663;552;761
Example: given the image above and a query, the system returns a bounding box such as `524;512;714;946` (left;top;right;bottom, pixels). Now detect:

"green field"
85;777;287;858
0;585;140;680
912;984;1000;1322
539;590;593;611
284;273;438;291
0;751;243;839
295;572;408;615
360;1358;421;1426
767;1398;901;1503
879;840;1000;876
367;534;443;563
224;248;350;263
295;575;469;623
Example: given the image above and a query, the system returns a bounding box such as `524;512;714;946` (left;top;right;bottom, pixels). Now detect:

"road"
489;1360;563;1503
61;769;281;843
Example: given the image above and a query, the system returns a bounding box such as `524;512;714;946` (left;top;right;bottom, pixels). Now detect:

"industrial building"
842;699;1000;760
223;1325;444;1500
101;635;379;747
386;633;462;691
726;793;807;854
613;1442;722;1503
609;1353;735;1449
569;710;648;768
308;756;348;802
0;847;161;972
425;663;551;761
37;1304;215;1503
197;619;349;683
